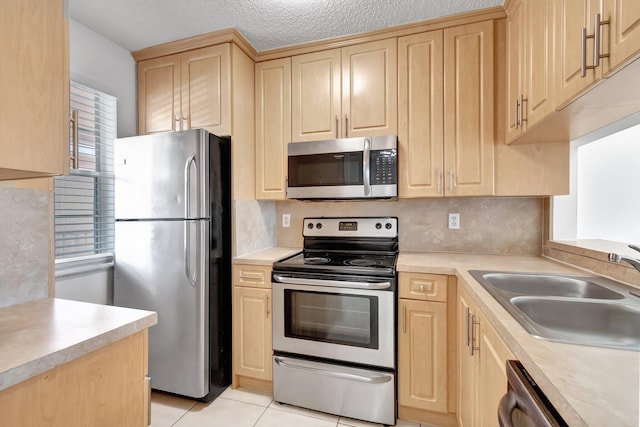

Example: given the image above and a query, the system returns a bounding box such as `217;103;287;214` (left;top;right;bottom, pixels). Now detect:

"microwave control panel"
371;149;397;185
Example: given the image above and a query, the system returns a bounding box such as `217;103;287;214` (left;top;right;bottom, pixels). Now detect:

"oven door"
272;275;395;368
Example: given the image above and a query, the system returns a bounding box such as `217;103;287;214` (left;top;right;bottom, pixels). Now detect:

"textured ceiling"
69;0;503;52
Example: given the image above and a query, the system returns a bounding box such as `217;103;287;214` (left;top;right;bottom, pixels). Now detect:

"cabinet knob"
419;284;425;292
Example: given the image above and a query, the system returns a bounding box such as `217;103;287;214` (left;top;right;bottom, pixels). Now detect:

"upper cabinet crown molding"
131;28;257;62
256;7;506;62
128;8;506;65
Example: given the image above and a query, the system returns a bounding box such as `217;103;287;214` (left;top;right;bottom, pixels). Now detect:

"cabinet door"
505;0;525;144
181;44;231;135
525;0;554;127
291;49;341;142
255;58;291;200
457;287;477;427
0;331;147;426
138;54;181;134
0;0;68;179
477;312;515;427
398;31;444;198
232;286;272;381
605;0;640;73
398;299;448;413
554;0;602;107
444;21;494;196
341;39;397;138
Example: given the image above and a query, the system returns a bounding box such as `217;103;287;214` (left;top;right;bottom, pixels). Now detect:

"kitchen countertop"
0;298;157;392
398;252;639;427
233;246;301;265
231;247;638;426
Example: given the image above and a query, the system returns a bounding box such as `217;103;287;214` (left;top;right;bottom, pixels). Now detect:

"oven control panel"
303;217;398;238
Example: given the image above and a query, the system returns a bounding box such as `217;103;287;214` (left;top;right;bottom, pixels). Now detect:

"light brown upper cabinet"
291;39;397;142
137;44;230;135
505;0;554;143
0;0;69;180
554;0;603;108
602;0;640;74
555;0;640;108
398;31;444;198
255;58;291;200
399;21;494;198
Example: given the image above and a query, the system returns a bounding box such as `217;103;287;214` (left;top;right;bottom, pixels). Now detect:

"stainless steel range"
272;217;398;426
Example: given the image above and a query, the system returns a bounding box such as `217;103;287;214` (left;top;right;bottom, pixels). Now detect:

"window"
552;120;640;245
54;82;117;259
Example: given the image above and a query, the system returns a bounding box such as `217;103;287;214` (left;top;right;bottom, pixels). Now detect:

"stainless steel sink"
511;297;640;350
469;270;640;351
478;272;624;299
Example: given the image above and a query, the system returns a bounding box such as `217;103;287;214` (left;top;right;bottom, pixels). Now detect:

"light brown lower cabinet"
0;330;149;427
232;264;273;392
457;284;514;427
397;273;457;427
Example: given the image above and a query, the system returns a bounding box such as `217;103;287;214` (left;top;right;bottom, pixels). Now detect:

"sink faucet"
608;244;640;272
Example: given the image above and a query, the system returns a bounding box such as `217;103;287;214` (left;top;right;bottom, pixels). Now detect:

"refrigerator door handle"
184;220;197;287
184;154;198;219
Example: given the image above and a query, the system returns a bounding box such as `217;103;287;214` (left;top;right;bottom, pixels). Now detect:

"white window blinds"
54;82;117;259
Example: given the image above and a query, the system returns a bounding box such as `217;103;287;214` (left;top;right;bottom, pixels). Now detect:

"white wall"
553;123;640;244
69;19;137;137
576;124;640;243
56;20;137;304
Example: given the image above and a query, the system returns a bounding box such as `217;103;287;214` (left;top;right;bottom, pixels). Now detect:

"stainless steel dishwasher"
498;360;568;427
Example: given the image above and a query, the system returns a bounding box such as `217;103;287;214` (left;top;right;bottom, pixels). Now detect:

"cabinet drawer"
398;272;447;302
233;264;272;288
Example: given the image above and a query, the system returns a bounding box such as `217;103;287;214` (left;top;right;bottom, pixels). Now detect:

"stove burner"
304;257;331;265
344;258;381;267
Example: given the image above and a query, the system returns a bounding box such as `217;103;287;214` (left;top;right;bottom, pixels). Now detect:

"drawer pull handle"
274;357;393;384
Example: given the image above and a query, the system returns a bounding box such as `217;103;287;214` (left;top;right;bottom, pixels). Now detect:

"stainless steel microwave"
286;135;398;200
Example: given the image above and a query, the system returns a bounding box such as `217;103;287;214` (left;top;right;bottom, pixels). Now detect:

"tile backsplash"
234;199;276;256
276;197;544;255
0;187;50;308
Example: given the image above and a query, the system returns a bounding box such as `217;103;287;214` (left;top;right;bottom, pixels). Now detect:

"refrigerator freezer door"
114;129;210;220
114;219;210;398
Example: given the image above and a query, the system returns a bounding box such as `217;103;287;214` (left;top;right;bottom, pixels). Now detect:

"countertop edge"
397;252;636;427
233;246;301;265
0;299;157;392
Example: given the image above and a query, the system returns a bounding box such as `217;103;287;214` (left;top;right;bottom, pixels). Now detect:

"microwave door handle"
272;275;391;290
363;137;371;196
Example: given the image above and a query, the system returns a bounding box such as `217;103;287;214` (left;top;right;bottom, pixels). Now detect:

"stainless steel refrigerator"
113;129;231;401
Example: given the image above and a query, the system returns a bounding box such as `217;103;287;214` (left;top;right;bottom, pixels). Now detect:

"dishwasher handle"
500;360;567;427
498;391;516;427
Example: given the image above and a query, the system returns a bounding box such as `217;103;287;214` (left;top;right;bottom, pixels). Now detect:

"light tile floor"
150;387;440;427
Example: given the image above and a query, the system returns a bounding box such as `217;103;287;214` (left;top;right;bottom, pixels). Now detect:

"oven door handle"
272;275;391;290
274;357;393;384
